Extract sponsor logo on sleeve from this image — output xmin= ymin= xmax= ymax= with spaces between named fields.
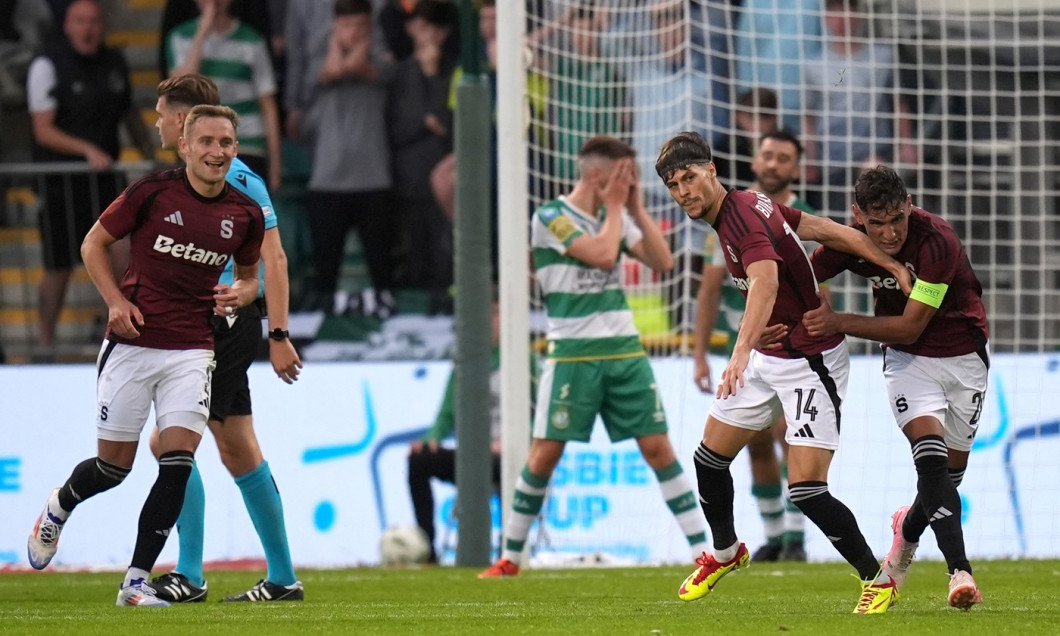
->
xmin=548 ymin=216 xmax=578 ymax=243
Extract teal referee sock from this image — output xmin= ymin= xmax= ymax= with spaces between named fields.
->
xmin=236 ymin=461 xmax=297 ymax=585
xmin=174 ymin=461 xmax=206 ymax=587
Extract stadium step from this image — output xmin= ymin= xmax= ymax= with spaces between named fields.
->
xmin=0 ymin=225 xmax=103 ymax=363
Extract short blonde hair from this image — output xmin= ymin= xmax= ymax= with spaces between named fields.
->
xmin=183 ymin=104 xmax=239 ymax=139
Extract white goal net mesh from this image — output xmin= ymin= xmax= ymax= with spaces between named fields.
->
xmin=504 ymin=0 xmax=1060 ymax=563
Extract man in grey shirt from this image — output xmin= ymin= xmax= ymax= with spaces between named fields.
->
xmin=298 ymin=0 xmax=396 ymax=317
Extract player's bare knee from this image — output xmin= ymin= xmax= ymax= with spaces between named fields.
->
xmin=746 ymin=437 xmax=774 ymax=460
xmin=96 ymin=439 xmax=138 ymax=470
xmin=527 ymin=440 xmax=565 ymax=477
xmin=637 ymin=436 xmax=676 ymax=469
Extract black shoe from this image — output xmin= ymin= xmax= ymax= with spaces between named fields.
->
xmin=222 ymin=579 xmax=304 ymax=602
xmin=778 ymin=542 xmax=807 ymax=562
xmin=751 ymin=543 xmax=783 ymax=563
xmin=148 ymin=571 xmax=208 ymax=603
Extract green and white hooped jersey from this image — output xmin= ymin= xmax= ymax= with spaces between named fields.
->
xmin=166 ymin=20 xmax=276 ymax=157
xmin=532 ymin=196 xmax=645 ymax=361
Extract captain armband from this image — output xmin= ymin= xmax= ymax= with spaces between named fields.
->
xmin=909 ymin=279 xmax=948 ymax=308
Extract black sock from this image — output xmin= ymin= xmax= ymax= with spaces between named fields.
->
xmin=693 ymin=443 xmax=736 ymax=550
xmin=129 ymin=450 xmax=194 ymax=572
xmin=910 ymin=436 xmax=970 ymax=574
xmin=789 ymin=481 xmax=879 ymax=580
xmin=902 ymin=466 xmax=964 ymax=543
xmin=57 ymin=457 xmax=130 ymax=512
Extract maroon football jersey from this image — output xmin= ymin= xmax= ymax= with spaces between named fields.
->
xmin=98 ymin=168 xmax=265 ymax=350
xmin=812 ymin=206 xmax=989 ymax=357
xmin=712 ymin=189 xmax=844 ymax=358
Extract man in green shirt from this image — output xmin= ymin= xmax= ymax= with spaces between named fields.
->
xmin=408 ymin=303 xmax=503 ymax=564
xmin=480 ymin=136 xmax=707 ymax=577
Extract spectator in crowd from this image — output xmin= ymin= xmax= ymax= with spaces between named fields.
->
xmin=157 ymin=0 xmax=273 ymax=81
xmin=0 ymin=0 xmax=51 ymax=105
xmin=387 ymin=0 xmax=456 ymax=314
xmin=712 ymin=87 xmax=780 ymax=190
xmin=599 ymin=0 xmax=714 ymax=334
xmin=802 ymin=0 xmax=916 ymax=219
xmin=734 ymin=0 xmax=822 ymax=134
xmin=526 ymin=4 xmax=627 ymax=193
xmin=160 ymin=0 xmax=289 ymax=123
xmin=25 ymin=0 xmax=151 ymax=352
xmin=166 ymin=0 xmax=283 ymax=192
xmin=601 ymin=0 xmax=718 ymax=212
xmin=302 ymin=0 xmax=396 ymax=317
xmin=282 ymin=0 xmax=330 ymax=145
xmin=430 ymin=0 xmax=497 ymax=277
xmin=408 ymin=299 xmax=503 ymax=564
xmin=378 ymin=0 xmax=459 ymax=64
xmin=693 ymin=129 xmax=818 ymax=564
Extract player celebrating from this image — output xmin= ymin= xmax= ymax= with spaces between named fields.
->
xmin=655 ymin=131 xmax=910 ymax=614
xmin=803 ymin=165 xmax=987 ymax=610
xmin=141 ymin=73 xmax=304 ymax=603
xmin=27 ymin=105 xmax=265 ymax=607
xmin=479 ymin=136 xmax=708 ymax=578
xmin=693 ymin=129 xmax=818 ymax=562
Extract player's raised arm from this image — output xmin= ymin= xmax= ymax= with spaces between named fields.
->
xmin=793 ymin=212 xmax=912 ymax=295
xmin=625 ymin=167 xmax=674 ymax=273
xmin=565 ymin=158 xmax=633 ymax=269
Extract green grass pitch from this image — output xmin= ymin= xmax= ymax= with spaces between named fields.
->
xmin=2 ymin=560 xmax=1057 ymax=635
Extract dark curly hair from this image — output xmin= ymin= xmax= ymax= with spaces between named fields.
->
xmin=854 ymin=165 xmax=907 ymax=216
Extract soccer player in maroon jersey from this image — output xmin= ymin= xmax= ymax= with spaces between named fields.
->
xmin=655 ymin=131 xmax=911 ymax=613
xmin=26 ymin=105 xmax=265 ymax=607
xmin=804 ymin=165 xmax=988 ymax=610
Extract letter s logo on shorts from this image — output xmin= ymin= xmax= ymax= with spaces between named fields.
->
xmin=153 ymin=234 xmax=230 ymax=267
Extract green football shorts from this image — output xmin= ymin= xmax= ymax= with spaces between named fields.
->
xmin=532 ymin=354 xmax=668 ymax=442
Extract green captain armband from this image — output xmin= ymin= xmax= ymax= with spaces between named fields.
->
xmin=910 ymin=279 xmax=949 ymax=308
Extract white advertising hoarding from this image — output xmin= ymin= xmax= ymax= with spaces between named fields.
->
xmin=1 ymin=354 xmax=1057 ymax=569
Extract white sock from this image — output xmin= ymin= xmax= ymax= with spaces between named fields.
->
xmin=714 ymin=541 xmax=740 ymax=564
xmin=47 ymin=490 xmax=69 ymax=522
xmin=123 ymin=567 xmax=150 ymax=587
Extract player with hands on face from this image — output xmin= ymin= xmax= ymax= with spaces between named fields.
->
xmin=480 ymin=136 xmax=709 ymax=578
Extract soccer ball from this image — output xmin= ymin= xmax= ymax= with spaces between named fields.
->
xmin=379 ymin=525 xmax=432 ymax=566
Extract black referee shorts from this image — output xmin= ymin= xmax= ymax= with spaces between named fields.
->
xmin=209 ymin=298 xmax=265 ymax=422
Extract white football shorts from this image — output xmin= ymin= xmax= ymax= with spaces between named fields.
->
xmin=95 ymin=341 xmax=215 ymax=442
xmin=710 ymin=342 xmax=850 ymax=451
xmin=883 ymin=347 xmax=989 ymax=452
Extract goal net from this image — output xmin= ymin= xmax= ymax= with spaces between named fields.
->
xmin=497 ymin=0 xmax=1060 ymax=564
